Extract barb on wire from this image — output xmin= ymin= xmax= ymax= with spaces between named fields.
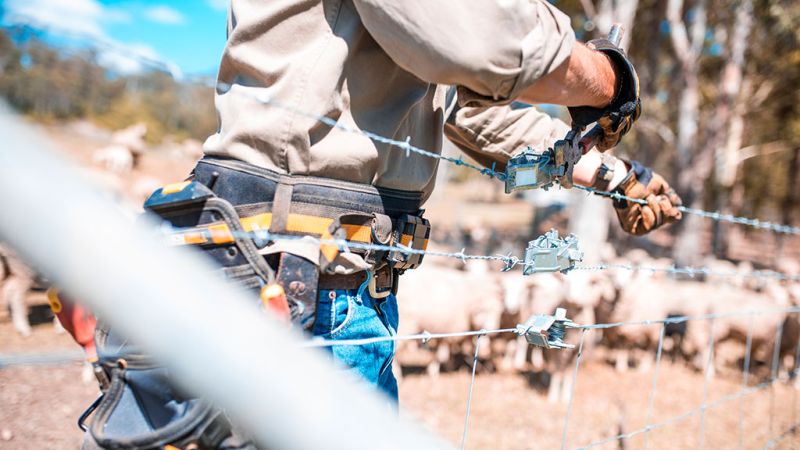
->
xmin=575 ymin=185 xmax=800 ymax=235
xmin=170 ymin=227 xmax=800 ymax=283
xmin=7 ymin=15 xmax=800 ymax=239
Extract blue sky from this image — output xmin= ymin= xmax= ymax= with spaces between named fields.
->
xmin=3 ymin=0 xmax=229 ymax=76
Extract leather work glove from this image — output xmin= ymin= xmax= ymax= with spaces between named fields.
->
xmin=569 ymin=39 xmax=641 ymax=151
xmin=611 ymin=160 xmax=682 ymax=235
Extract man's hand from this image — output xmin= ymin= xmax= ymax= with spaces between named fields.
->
xmin=568 ymin=39 xmax=641 ymax=151
xmin=611 ymin=160 xmax=682 ymax=235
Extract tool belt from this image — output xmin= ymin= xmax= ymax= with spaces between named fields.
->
xmin=145 ymin=157 xmax=431 ymax=329
xmin=79 ymin=157 xmax=431 ymax=450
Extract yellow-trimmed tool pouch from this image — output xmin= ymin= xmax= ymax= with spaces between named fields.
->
xmin=80 ymin=157 xmax=431 ymax=449
xmin=151 ymin=157 xmax=431 ymax=282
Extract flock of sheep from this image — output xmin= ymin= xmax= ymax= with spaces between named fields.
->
xmin=395 ymin=248 xmax=800 ymax=403
xmin=2 ymin=124 xmax=797 ymax=404
xmin=3 ymin=225 xmax=797 ymax=406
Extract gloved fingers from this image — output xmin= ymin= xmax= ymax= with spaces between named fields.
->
xmin=596 ymin=116 xmax=630 ymax=151
xmin=655 ymin=194 xmax=682 ymax=223
xmin=647 ymin=173 xmax=672 ymax=196
xmin=618 ymin=203 xmax=654 ymax=236
xmin=645 ymin=194 xmax=664 ymax=229
xmin=634 ymin=204 xmax=655 ymax=236
xmin=665 ymin=187 xmax=683 ymax=207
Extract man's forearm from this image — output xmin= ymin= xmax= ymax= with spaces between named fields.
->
xmin=572 ymin=148 xmax=627 ymax=190
xmin=517 ymin=42 xmax=616 ymax=108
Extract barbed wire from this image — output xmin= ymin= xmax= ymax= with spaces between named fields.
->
xmin=215 ymin=82 xmax=508 ymax=181
xmin=222 ymin=86 xmax=800 ymax=237
xmin=6 ymin=17 xmax=796 ymax=237
xmin=573 ymin=263 xmax=800 ymax=282
xmin=575 ymin=185 xmax=800 ymax=235
xmin=301 ymin=303 xmax=800 ymax=349
xmin=5 ymin=18 xmax=800 ymax=450
xmin=180 ymin=228 xmax=800 ymax=283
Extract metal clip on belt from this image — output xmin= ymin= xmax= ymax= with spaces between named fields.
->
xmin=387 ymin=213 xmax=430 ymax=272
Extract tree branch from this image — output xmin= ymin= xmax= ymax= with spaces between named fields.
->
xmin=736 ymin=141 xmax=790 ymax=163
xmin=666 ymin=0 xmax=691 ymax=62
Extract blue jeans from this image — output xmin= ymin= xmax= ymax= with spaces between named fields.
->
xmin=313 ymin=282 xmax=400 ymax=402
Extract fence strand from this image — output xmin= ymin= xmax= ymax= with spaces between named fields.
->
xmin=6 ymin=17 xmax=800 ymax=238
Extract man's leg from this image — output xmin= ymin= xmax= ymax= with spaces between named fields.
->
xmin=313 ymin=280 xmax=399 ymax=402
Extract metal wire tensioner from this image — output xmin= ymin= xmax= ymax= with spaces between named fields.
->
xmin=516 ymin=307 xmax=579 ymax=349
xmin=522 ymin=229 xmax=584 ymax=275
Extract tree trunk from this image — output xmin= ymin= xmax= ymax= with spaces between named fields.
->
xmin=709 ymin=0 xmax=753 ymax=257
xmin=667 ymin=0 xmax=708 ymax=266
xmin=672 ymin=69 xmax=703 ymax=265
xmin=775 ymin=148 xmax=800 ymax=263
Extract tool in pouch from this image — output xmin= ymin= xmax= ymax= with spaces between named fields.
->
xmin=505 ymin=24 xmax=625 ymax=193
xmin=146 ymin=161 xmax=431 ymax=328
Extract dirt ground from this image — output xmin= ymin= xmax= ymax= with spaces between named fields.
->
xmin=2 ymin=314 xmax=799 ymax=450
xmin=1 ymin=123 xmax=799 ymax=449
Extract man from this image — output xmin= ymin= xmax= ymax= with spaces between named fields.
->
xmin=81 ymin=1 xmax=682 ymax=448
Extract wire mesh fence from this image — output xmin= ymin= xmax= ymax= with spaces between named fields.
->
xmin=1 ymin=16 xmax=799 ymax=450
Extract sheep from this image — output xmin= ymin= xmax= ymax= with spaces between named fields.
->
xmin=0 ymin=244 xmax=35 ymax=337
xmin=395 ymin=265 xmax=505 ymax=378
xmin=92 ymin=144 xmax=134 ymax=175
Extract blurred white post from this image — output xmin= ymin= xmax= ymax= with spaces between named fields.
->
xmin=568 ymin=190 xmax=610 ymax=264
xmin=0 ymin=102 xmax=450 ymax=450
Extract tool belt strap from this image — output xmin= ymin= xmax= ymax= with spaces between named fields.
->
xmin=150 ymin=157 xmax=432 ymax=272
xmin=168 ymin=211 xmax=373 ymax=247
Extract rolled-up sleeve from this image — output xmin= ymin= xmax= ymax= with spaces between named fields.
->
xmin=352 ymin=0 xmax=575 ymax=106
xmin=444 ymin=99 xmax=571 ymax=171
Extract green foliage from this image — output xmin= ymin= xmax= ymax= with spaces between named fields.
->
xmin=0 ymin=30 xmax=216 ymax=144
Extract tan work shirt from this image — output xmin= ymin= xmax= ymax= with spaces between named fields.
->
xmin=204 ymin=0 xmax=575 ymax=203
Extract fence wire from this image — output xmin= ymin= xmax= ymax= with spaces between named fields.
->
xmin=4 ymin=18 xmax=799 ymax=237
xmin=222 ymin=86 xmax=800 ymax=236
xmin=3 ymin=17 xmax=800 ymax=450
xmin=177 ymin=228 xmax=800 ymax=284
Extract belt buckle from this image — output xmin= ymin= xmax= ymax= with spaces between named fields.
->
xmin=367 ymin=267 xmax=394 ymax=299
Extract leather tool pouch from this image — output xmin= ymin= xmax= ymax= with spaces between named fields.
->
xmin=83 ymin=324 xmax=248 ymax=450
xmin=79 ymin=158 xmax=428 ymax=449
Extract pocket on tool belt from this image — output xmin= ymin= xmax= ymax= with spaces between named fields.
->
xmin=81 ymin=325 xmax=232 ymax=450
xmin=143 ymin=180 xmax=276 ymax=288
xmin=87 ymin=364 xmax=222 ymax=450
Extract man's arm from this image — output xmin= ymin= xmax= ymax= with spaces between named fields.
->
xmin=443 ymin=100 xmax=611 ymax=181
xmin=352 ymin=0 xmax=577 ymax=105
xmin=354 ymin=0 xmax=638 ymax=149
xmin=444 ymin=102 xmax=682 ymax=235
xmin=518 ymin=43 xmax=617 ymax=108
